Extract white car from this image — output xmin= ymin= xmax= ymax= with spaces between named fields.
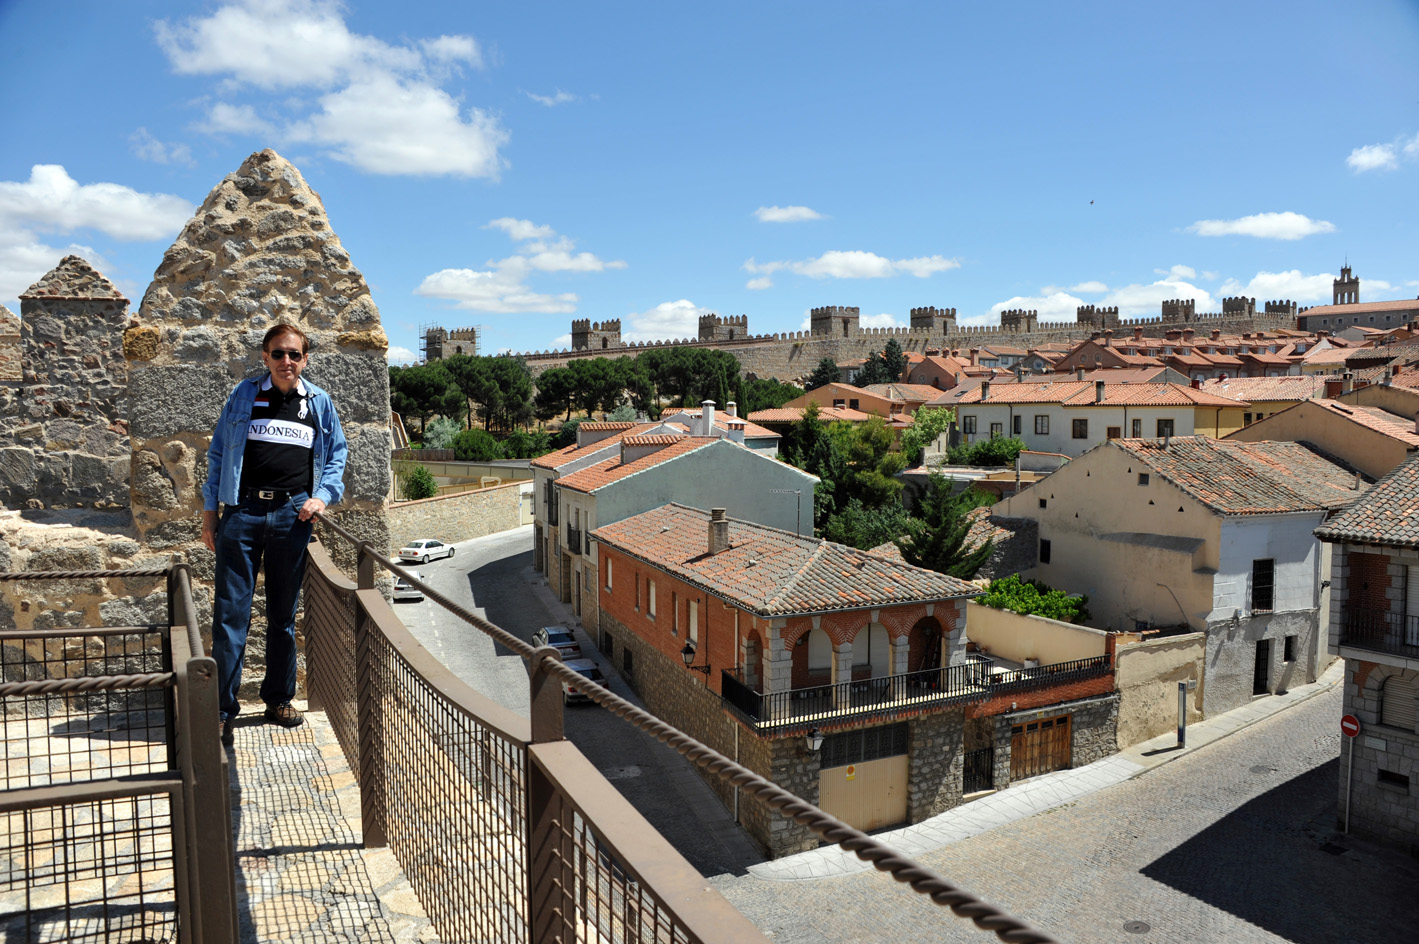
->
xmin=398 ymin=539 xmax=456 ymax=564
xmin=393 ymin=571 xmax=424 ymax=602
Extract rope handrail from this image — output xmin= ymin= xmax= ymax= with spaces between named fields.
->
xmin=0 ymin=568 xmax=172 ymax=580
xmin=0 ymin=672 xmax=175 ymax=697
xmin=312 ymin=512 xmax=1061 ymax=944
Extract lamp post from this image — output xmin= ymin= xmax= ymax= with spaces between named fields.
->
xmin=805 ymin=728 xmax=824 ymax=751
xmin=769 ymin=488 xmax=802 ymax=537
xmin=680 ymin=640 xmax=710 ymax=675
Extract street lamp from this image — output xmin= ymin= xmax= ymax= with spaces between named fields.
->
xmin=680 ymin=640 xmax=710 ymax=674
xmin=769 ymin=488 xmax=802 ymax=537
xmin=805 ymin=728 xmax=824 ymax=751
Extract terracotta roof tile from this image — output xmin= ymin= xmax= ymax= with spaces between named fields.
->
xmin=1304 ymin=400 xmax=1419 ymax=446
xmin=1316 ymin=453 xmax=1419 ymax=547
xmin=593 ymin=504 xmax=980 ymax=615
xmin=529 ymin=423 xmax=662 ymax=469
xmin=747 ymin=406 xmax=877 ymax=423
xmin=558 ymin=437 xmax=718 ymax=492
xmin=1110 ymin=437 xmax=1368 ymax=515
xmin=1198 ymin=375 xmax=1327 ymax=402
xmin=1302 ymin=299 xmax=1419 ymax=316
xmin=579 ymin=421 xmax=638 ymax=431
xmin=953 ymin=380 xmax=1245 ymax=407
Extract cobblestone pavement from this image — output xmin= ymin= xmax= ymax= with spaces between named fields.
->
xmin=711 ymin=683 xmax=1419 ymax=944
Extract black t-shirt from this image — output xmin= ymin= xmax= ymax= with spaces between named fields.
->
xmin=240 ymin=378 xmax=316 ymax=494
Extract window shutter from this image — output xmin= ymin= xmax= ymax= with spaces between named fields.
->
xmin=1406 ymin=566 xmax=1419 ymax=619
xmin=1381 ymin=675 xmax=1418 ymax=731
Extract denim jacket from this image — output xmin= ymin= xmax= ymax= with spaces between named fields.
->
xmin=203 ymin=374 xmax=348 ymax=511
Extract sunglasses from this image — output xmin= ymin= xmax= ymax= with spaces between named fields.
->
xmin=267 ymin=348 xmax=305 ymax=362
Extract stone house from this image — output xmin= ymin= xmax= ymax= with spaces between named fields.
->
xmin=531 ymin=411 xmax=816 ymax=629
xmin=592 ymin=504 xmax=1118 ymax=857
xmin=994 ymin=436 xmax=1366 ymax=716
xmin=945 ymin=379 xmax=1245 ymax=457
xmin=1315 ymin=454 xmax=1419 ymax=853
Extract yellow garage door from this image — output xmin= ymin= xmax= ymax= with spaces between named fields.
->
xmin=817 ymin=723 xmax=909 ymax=832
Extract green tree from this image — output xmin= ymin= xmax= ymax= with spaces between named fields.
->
xmin=389 ymin=362 xmax=463 ymax=436
xmin=822 ymin=499 xmax=916 ymax=551
xmin=978 ymin=575 xmax=1090 ymax=625
xmin=607 ymin=403 xmax=638 ymax=421
xmin=400 ymin=464 xmax=439 ymax=500
xmin=900 ymin=407 xmax=953 ymax=465
xmin=554 ymin=417 xmax=583 ymax=449
xmin=898 ymin=477 xmax=995 ymax=579
xmin=881 ymin=338 xmax=908 ymax=382
xmin=804 ymin=357 xmax=841 ymax=391
xmin=534 ymin=366 xmax=577 ymax=421
xmin=452 ymin=428 xmax=504 ymax=461
xmin=854 ymin=350 xmax=894 ymax=386
xmin=742 ymin=377 xmax=801 ymax=414
xmin=502 ymin=429 xmax=553 ymax=459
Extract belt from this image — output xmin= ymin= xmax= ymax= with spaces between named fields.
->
xmin=242 ymin=488 xmax=301 ymax=503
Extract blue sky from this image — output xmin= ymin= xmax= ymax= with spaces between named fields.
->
xmin=2 ymin=1 xmax=1417 ymax=365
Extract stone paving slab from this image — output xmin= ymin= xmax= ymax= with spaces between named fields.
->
xmin=226 ymin=701 xmax=440 ymax=944
xmin=747 ymin=659 xmax=1345 ymax=882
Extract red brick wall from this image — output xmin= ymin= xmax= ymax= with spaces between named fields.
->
xmin=966 ymin=673 xmax=1115 ymax=719
xmin=1348 ymin=551 xmax=1392 ymax=614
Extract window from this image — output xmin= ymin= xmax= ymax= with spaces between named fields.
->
xmin=1039 ymin=539 xmax=1052 ymax=564
xmin=1251 ymin=559 xmax=1275 ymax=612
xmin=689 ymin=600 xmax=698 ymax=645
xmin=1138 ymin=473 xmax=1150 ymax=486
xmin=1243 ymin=412 xmax=1253 ymax=426
xmin=605 ymin=557 xmax=613 ymax=591
xmin=962 ymin=415 xmax=977 ymax=434
xmin=1072 ymin=419 xmax=1088 ymax=439
xmin=1038 ymin=498 xmax=1047 ymax=509
xmin=1131 ymin=418 xmax=1142 ymax=437
xmin=1378 ymin=769 xmax=1410 ymax=792
xmin=634 ymin=574 xmax=640 ymax=610
xmin=671 ymin=592 xmax=678 ymax=634
xmin=833 ymin=399 xmax=845 ymax=409
xmin=1381 ymin=675 xmax=1418 ymax=730
xmin=1283 ymin=635 xmax=1296 ymax=662
xmin=990 ymin=422 xmax=1003 ymax=438
xmin=1012 ymin=415 xmax=1022 ymax=435
xmin=849 ymin=399 xmax=860 ymax=411
xmin=648 ymin=579 xmax=657 ymax=618
xmin=1034 ymin=415 xmax=1049 ymax=435
xmin=1107 ymin=426 xmax=1121 ymax=439
xmin=1156 ymin=418 xmax=1175 ymax=438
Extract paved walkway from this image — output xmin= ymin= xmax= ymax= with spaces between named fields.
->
xmin=224 ymin=703 xmax=437 ymax=944
xmin=748 ymin=659 xmax=1347 ymax=881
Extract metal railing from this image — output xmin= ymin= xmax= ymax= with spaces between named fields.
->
xmin=963 ymin=747 xmax=995 ymax=795
xmin=306 ymin=513 xmax=1063 ymax=944
xmin=0 ymin=565 xmax=236 ymax=944
xmin=567 ymin=525 xmax=584 ymax=555
xmin=721 ymin=656 xmax=1112 ymax=732
xmin=1339 ymin=607 xmax=1419 ymax=660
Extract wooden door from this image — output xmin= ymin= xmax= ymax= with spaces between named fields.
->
xmin=1010 ymin=715 xmax=1071 ymax=780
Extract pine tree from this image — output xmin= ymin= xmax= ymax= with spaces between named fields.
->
xmin=804 ymin=357 xmax=841 ymax=391
xmin=898 ymin=476 xmax=994 ymax=579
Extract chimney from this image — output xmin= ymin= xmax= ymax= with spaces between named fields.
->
xmin=1211 ymin=328 xmax=1221 ymax=341
xmin=1076 ymin=366 xmax=1086 ymax=381
xmin=700 ymin=399 xmax=716 ymax=435
xmin=1133 ymin=326 xmax=1144 ymax=342
xmin=1095 ymin=380 xmax=1106 ymax=403
xmin=1103 ymin=329 xmax=1114 ymax=347
xmin=1341 ymin=371 xmax=1354 ymax=395
xmin=1191 ymin=376 xmax=1201 ymax=389
xmin=980 ymin=380 xmax=991 ymax=401
xmin=969 ymin=348 xmax=980 ymax=366
xmin=709 ymin=508 xmax=730 ymax=555
xmin=1383 ymin=366 xmax=1394 ymax=386
xmin=726 ymin=401 xmax=738 ymax=417
xmin=1182 ymin=328 xmax=1195 ymax=343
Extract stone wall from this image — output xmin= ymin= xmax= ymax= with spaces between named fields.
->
xmin=1341 ymin=661 xmax=1419 ymax=851
xmin=1114 ymin=632 xmax=1204 ymax=749
xmin=990 ymin=693 xmax=1119 ymax=793
xmin=387 ymin=482 xmax=528 ymax=552
xmin=0 ymin=258 xmax=131 ymax=510
xmin=906 ymin=708 xmax=967 ymax=820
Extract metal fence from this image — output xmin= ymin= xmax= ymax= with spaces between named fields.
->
xmin=305 ymin=513 xmax=1064 ymax=944
xmin=0 ymin=565 xmax=236 ymax=944
xmin=721 ymin=656 xmax=1112 ymax=733
xmin=1341 ymin=607 xmax=1419 ymax=660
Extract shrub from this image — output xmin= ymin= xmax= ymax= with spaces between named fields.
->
xmin=554 ymin=418 xmax=583 ymax=449
xmin=401 ymin=464 xmax=439 ymax=500
xmin=607 ymin=403 xmax=638 ymax=422
xmin=423 ymin=417 xmax=461 ymax=450
xmin=978 ymin=575 xmax=1090 ymax=625
xmin=452 ymin=428 xmax=504 ymax=461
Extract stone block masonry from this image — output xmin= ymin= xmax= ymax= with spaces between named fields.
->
xmin=386 ymin=482 xmax=525 ymax=552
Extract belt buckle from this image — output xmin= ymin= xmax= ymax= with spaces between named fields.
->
xmin=257 ymin=489 xmax=276 ymax=500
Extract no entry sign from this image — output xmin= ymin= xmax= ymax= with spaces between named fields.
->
xmin=1341 ymin=714 xmax=1361 ymax=738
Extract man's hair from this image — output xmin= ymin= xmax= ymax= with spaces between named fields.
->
xmin=263 ymin=323 xmax=310 ymax=354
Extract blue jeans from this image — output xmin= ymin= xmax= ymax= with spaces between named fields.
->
xmin=211 ymin=492 xmax=313 ymax=718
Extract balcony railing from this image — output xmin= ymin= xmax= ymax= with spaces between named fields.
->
xmin=1339 ymin=607 xmax=1419 ymax=660
xmin=305 ymin=512 xmax=1060 ymax=944
xmin=721 ymin=655 xmax=1113 ymax=733
xmin=567 ymin=525 xmax=584 ymax=554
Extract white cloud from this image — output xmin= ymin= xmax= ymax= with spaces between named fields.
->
xmin=1218 ymin=270 xmax=1335 ymax=303
xmin=196 ymin=103 xmax=277 ymax=136
xmin=745 ymin=276 xmax=774 ymax=290
xmin=486 ymin=218 xmax=556 ymax=241
xmin=157 ymin=0 xmax=505 ymax=179
xmin=753 ymin=205 xmax=823 ymax=223
xmin=526 ymin=90 xmax=578 ymax=107
xmin=129 ymin=128 xmax=194 ymax=167
xmin=970 ymin=292 xmax=1085 ymax=328
xmin=415 ymin=221 xmax=622 ymax=313
xmin=623 ymin=299 xmax=710 ymax=342
xmin=744 ymin=250 xmax=958 ymax=282
xmin=1101 ymin=279 xmax=1215 ymax=317
xmin=1155 ymin=264 xmax=1197 ymax=280
xmin=549 ymin=333 xmax=572 ymax=350
xmin=386 ymin=345 xmax=417 ymax=365
xmin=0 ymin=165 xmax=193 ymax=241
xmin=1070 ymin=280 xmax=1108 ymax=293
xmin=860 ymin=312 xmax=906 ymax=329
xmin=1187 ymin=212 xmax=1335 ymax=241
xmin=1347 ymin=143 xmax=1398 ymax=172
xmin=0 ymin=230 xmax=110 ymax=305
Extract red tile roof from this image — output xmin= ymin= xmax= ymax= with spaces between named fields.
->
xmin=557 ymin=438 xmax=718 ymax=493
xmin=1316 ymin=453 xmax=1419 ymax=548
xmin=747 ymin=406 xmax=878 ymax=423
xmin=1301 ymin=299 xmax=1419 ymax=316
xmin=579 ymin=421 xmax=638 ymax=431
xmin=951 ymin=380 xmax=1245 ymax=408
xmin=593 ymin=504 xmax=980 ymax=615
xmin=529 ymin=423 xmax=662 ymax=469
xmin=1302 ymin=400 xmax=1419 ymax=446
xmin=1110 ymin=437 xmax=1367 ymax=515
xmin=1198 ymin=375 xmax=1327 ymax=402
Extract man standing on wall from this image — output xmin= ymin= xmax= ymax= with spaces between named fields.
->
xmin=202 ymin=324 xmax=347 ymax=745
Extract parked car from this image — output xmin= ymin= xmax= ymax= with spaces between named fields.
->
xmin=398 ymin=539 xmax=455 ymax=564
xmin=561 ymin=659 xmax=606 ymax=704
xmin=532 ymin=626 xmax=582 ymax=660
xmin=393 ymin=571 xmax=425 ymax=601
